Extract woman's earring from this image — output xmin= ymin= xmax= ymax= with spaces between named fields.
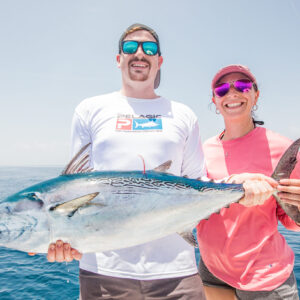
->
xmin=216 ymin=108 xmax=220 ymax=114
xmin=252 ymin=105 xmax=258 ymax=111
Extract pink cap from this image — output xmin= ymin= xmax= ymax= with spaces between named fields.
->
xmin=211 ymin=64 xmax=257 ymax=89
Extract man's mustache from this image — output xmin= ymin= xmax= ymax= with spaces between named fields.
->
xmin=128 ymin=57 xmax=151 ymax=67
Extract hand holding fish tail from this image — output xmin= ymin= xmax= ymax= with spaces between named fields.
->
xmin=47 ymin=240 xmax=82 ymax=262
xmin=277 ymin=179 xmax=300 ymax=213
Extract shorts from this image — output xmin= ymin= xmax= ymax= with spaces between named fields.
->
xmin=79 ymin=269 xmax=206 ymax=300
xmin=199 ymin=258 xmax=299 ymax=300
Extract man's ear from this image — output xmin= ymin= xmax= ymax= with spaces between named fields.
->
xmin=158 ymin=56 xmax=163 ymax=68
xmin=116 ymin=54 xmax=121 ymax=68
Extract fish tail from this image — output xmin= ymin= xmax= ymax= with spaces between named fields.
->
xmin=271 ymin=138 xmax=300 ymax=181
xmin=271 ymin=137 xmax=300 ymax=223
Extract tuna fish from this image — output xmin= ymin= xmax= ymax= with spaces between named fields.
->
xmin=1 ymin=139 xmax=299 ymax=254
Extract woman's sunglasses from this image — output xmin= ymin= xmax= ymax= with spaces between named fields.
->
xmin=122 ymin=40 xmax=159 ymax=56
xmin=214 ymin=79 xmax=253 ymax=97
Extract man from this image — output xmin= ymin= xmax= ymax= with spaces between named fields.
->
xmin=47 ymin=24 xmax=207 ymax=299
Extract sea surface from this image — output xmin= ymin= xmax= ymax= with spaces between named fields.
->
xmin=0 ymin=167 xmax=299 ymax=299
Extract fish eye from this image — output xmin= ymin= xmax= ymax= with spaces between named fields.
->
xmin=13 ymin=193 xmax=44 ymax=212
xmin=22 ymin=192 xmax=39 ymax=201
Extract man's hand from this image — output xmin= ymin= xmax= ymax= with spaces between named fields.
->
xmin=47 ymin=240 xmax=82 ymax=262
xmin=227 ymin=173 xmax=278 ymax=207
xmin=28 ymin=240 xmax=82 ymax=262
xmin=277 ymin=179 xmax=300 ymax=211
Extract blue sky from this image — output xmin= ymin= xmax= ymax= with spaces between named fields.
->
xmin=0 ymin=0 xmax=299 ymax=166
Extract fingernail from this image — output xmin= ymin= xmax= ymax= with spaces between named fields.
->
xmin=50 ymin=245 xmax=55 ymax=250
xmin=64 ymin=245 xmax=69 ymax=250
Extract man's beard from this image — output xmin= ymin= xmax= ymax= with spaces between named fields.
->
xmin=128 ymin=57 xmax=151 ymax=82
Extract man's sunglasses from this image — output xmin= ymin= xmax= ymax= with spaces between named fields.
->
xmin=214 ymin=79 xmax=253 ymax=97
xmin=122 ymin=40 xmax=159 ymax=56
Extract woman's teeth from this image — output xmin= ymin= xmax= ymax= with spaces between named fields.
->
xmin=226 ymin=103 xmax=243 ymax=108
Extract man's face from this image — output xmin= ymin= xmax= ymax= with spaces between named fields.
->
xmin=117 ymin=30 xmax=163 ymax=86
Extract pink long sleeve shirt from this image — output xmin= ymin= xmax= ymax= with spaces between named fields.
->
xmin=197 ymin=127 xmax=300 ymax=291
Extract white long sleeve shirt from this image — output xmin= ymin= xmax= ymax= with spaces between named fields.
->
xmin=71 ymin=91 xmax=206 ymax=280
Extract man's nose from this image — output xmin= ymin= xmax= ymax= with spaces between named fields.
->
xmin=135 ymin=45 xmax=144 ymax=57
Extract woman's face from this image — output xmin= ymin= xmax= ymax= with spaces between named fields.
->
xmin=212 ymin=72 xmax=259 ymax=122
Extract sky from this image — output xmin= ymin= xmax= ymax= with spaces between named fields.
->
xmin=0 ymin=0 xmax=299 ymax=166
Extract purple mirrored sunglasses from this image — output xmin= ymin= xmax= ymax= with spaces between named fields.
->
xmin=214 ymin=79 xmax=253 ymax=97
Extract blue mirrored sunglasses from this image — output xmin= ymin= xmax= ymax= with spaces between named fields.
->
xmin=122 ymin=40 xmax=158 ymax=56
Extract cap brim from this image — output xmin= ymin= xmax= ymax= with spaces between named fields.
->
xmin=212 ymin=65 xmax=256 ymax=89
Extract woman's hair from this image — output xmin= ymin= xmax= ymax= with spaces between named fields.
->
xmin=253 ymin=83 xmax=258 ymax=92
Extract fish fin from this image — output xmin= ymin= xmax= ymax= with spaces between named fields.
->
xmin=273 ymin=192 xmax=300 ymax=223
xmin=49 ymin=192 xmax=100 ymax=217
xmin=61 ymin=143 xmax=94 ymax=175
xmin=178 ymin=231 xmax=199 ymax=248
xmin=271 ymin=138 xmax=300 ymax=181
xmin=153 ymin=160 xmax=172 ymax=173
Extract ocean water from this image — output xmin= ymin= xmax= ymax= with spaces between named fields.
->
xmin=0 ymin=167 xmax=299 ymax=299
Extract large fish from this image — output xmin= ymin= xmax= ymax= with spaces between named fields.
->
xmin=1 ymin=139 xmax=299 ymax=254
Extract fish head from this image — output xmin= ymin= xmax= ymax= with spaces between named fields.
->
xmin=0 ymin=190 xmax=45 ymax=246
xmin=1 ymin=190 xmax=44 ymax=212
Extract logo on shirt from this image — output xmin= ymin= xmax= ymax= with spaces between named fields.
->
xmin=116 ymin=115 xmax=163 ymax=132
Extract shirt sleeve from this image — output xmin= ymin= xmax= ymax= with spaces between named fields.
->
xmin=181 ymin=119 xmax=207 ymax=179
xmin=277 ymin=202 xmax=300 ymax=231
xmin=70 ymin=110 xmax=92 ymax=160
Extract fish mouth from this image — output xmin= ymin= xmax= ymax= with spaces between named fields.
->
xmin=0 ymin=213 xmax=37 ymax=243
xmin=0 ymin=223 xmax=8 ymax=240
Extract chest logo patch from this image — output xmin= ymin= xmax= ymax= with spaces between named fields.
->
xmin=116 ymin=116 xmax=163 ymax=132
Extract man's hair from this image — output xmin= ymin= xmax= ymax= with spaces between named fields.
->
xmin=118 ymin=23 xmax=161 ymax=56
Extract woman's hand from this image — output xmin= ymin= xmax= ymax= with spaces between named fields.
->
xmin=228 ymin=173 xmax=278 ymax=207
xmin=277 ymin=179 xmax=300 ymax=210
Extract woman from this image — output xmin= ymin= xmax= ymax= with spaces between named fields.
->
xmin=197 ymin=65 xmax=300 ymax=300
